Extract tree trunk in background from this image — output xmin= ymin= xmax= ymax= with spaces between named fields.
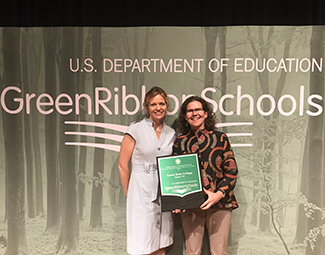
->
xmin=138 ymin=27 xmax=152 ymax=86
xmin=192 ymin=26 xmax=219 ymax=255
xmin=219 ymin=26 xmax=247 ymax=248
xmin=255 ymin=27 xmax=272 ymax=233
xmin=246 ymin=26 xmax=274 ymax=233
xmin=89 ymin=27 xmax=104 ymax=228
xmin=249 ymin=76 xmax=263 ymax=227
xmin=218 ymin=27 xmax=228 ymax=132
xmin=266 ymin=27 xmax=293 ymax=232
xmin=277 ymin=127 xmax=285 ymax=226
xmin=29 ymin=28 xmax=45 ymax=216
xmin=33 ymin=121 xmax=44 ymax=215
xmin=43 ymin=27 xmax=60 ymax=231
xmin=77 ymin=27 xmax=87 ymax=221
xmin=56 ymin=27 xmax=79 ymax=253
xmin=116 ymin=32 xmax=128 ymax=206
xmin=204 ymin=27 xmax=218 ymax=89
xmin=132 ymin=27 xmax=140 ymax=91
xmin=123 ymin=27 xmax=148 ymax=93
xmin=0 ymin=27 xmax=6 ymax=222
xmin=293 ymin=133 xmax=308 ymax=244
xmin=3 ymin=27 xmax=28 ymax=255
xmin=21 ymin=28 xmax=36 ymax=219
xmin=305 ymin=26 xmax=324 ymax=255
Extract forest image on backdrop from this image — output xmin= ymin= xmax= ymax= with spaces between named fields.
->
xmin=0 ymin=26 xmax=324 ymax=255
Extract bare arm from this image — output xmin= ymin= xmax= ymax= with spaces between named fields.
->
xmin=118 ymin=134 xmax=135 ymax=196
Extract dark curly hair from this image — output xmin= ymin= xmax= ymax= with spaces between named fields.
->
xmin=177 ymin=96 xmax=217 ymax=134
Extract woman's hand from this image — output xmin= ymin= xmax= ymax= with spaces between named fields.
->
xmin=172 ymin=209 xmax=186 ymax=213
xmin=200 ymin=188 xmax=224 ymax=210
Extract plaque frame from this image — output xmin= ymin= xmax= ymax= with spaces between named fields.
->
xmin=157 ymin=153 xmax=205 ymax=211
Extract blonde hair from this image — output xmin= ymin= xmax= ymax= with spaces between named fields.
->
xmin=143 ymin=86 xmax=169 ymax=115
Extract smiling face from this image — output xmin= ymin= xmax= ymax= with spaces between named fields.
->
xmin=148 ymin=94 xmax=167 ymax=123
xmin=185 ymin=100 xmax=207 ymax=132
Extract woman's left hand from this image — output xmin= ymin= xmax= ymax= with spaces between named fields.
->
xmin=200 ymin=188 xmax=224 ymax=210
xmin=172 ymin=209 xmax=186 ymax=213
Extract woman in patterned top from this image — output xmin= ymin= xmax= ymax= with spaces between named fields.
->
xmin=173 ymin=96 xmax=238 ymax=255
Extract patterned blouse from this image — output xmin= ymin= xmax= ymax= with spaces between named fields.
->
xmin=173 ymin=129 xmax=238 ymax=210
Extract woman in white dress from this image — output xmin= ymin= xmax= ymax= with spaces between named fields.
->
xmin=118 ymin=86 xmax=175 ymax=255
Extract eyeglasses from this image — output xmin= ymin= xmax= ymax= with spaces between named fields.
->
xmin=186 ymin=108 xmax=204 ymax=114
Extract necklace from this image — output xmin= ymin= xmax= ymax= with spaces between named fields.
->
xmin=155 ymin=125 xmax=162 ymax=133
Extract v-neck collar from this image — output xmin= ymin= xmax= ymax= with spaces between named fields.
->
xmin=145 ymin=117 xmax=164 ymax=140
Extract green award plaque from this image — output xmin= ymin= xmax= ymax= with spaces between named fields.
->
xmin=157 ymin=154 xmax=205 ymax=211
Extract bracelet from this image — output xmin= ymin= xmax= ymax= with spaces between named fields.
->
xmin=218 ymin=189 xmax=226 ymax=198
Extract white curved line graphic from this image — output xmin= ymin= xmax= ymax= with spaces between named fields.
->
xmin=232 ymin=144 xmax=252 ymax=147
xmin=216 ymin=122 xmax=253 ymax=127
xmin=64 ymin=121 xmax=254 ymax=149
xmin=65 ymin=142 xmax=121 ymax=152
xmin=65 ymin=121 xmax=128 ymax=133
xmin=226 ymin=133 xmax=252 ymax=137
xmin=65 ymin=132 xmax=123 ymax=142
